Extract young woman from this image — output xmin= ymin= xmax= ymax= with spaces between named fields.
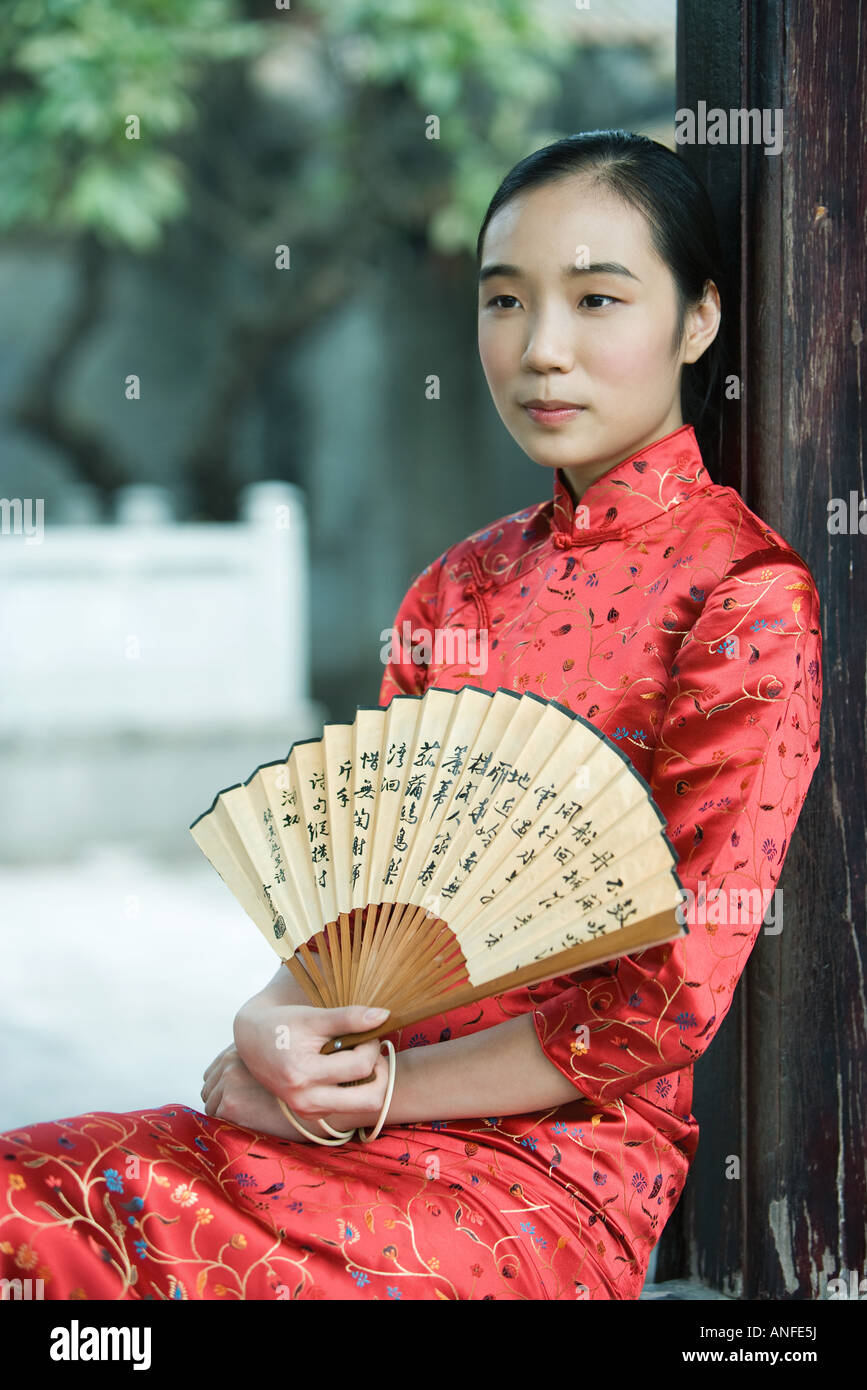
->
xmin=0 ymin=131 xmax=822 ymax=1301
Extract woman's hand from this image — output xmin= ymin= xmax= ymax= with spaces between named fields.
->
xmin=232 ymin=999 xmax=392 ymax=1133
xmin=200 ymin=1044 xmax=315 ymax=1140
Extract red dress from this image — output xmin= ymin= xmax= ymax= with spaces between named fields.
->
xmin=0 ymin=424 xmax=822 ymax=1300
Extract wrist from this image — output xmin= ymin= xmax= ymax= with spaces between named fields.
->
xmin=326 ymin=1042 xmax=402 ymax=1133
xmin=232 ymin=999 xmax=255 ymax=1052
xmin=320 ymin=1101 xmax=376 ymax=1133
xmin=233 ymin=986 xmax=279 ymax=1046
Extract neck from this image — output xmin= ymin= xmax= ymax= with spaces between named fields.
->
xmin=558 ymin=413 xmax=685 ymax=504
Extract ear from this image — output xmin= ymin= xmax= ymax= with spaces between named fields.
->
xmin=682 ymin=279 xmax=722 ymax=365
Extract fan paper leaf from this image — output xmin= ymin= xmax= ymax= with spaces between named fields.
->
xmin=189 ymin=685 xmax=686 ymax=1047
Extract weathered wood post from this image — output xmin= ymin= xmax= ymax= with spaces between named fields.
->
xmin=655 ymin=0 xmax=866 ymax=1299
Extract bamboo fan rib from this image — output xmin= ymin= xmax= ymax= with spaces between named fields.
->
xmin=190 ymin=686 xmax=687 ymax=1051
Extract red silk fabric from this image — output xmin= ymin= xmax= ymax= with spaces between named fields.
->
xmin=0 ymin=424 xmax=822 ymax=1299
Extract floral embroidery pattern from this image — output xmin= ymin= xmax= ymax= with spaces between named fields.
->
xmin=0 ymin=425 xmax=821 ymax=1300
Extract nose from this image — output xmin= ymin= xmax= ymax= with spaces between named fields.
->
xmin=520 ymin=307 xmax=577 ymax=374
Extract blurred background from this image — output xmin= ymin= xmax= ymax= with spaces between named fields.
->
xmin=0 ymin=0 xmax=677 ymax=1235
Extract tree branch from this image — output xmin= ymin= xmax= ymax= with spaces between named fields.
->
xmin=10 ymin=231 xmax=127 ymax=508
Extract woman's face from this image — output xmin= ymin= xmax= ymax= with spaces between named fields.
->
xmin=477 ymin=174 xmax=720 ymax=496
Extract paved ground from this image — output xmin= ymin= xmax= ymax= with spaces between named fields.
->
xmin=0 ymin=843 xmax=276 ymax=1132
xmin=639 ymin=1278 xmax=735 ymax=1299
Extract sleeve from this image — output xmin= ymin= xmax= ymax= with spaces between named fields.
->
xmin=378 ymin=551 xmax=447 ymax=707
xmin=531 ymin=549 xmax=823 ymax=1107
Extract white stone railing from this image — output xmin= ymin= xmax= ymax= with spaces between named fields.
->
xmin=0 ymin=482 xmax=325 ymax=857
xmin=0 ymin=481 xmax=318 ymax=736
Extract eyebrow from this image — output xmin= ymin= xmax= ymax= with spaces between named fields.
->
xmin=478 ymin=260 xmax=641 ymax=285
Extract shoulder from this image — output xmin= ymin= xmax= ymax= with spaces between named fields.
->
xmin=676 ymin=484 xmax=823 ymax=708
xmin=408 ymin=496 xmax=552 ymax=588
xmin=686 ymin=481 xmax=820 ymax=605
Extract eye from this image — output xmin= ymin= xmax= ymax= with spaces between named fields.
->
xmin=483 ymin=292 xmax=619 ymax=311
xmin=485 ymin=294 xmax=521 ymax=309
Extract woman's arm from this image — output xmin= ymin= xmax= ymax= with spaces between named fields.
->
xmin=322 ymin=1012 xmax=583 ymax=1132
xmin=326 ymin=552 xmax=824 ymax=1134
xmin=523 ymin=554 xmax=824 ymax=1111
xmin=245 ymin=962 xmax=312 ymax=1010
xmin=206 ymin=967 xmax=388 ymax=1139
xmin=237 ymin=966 xmax=581 ymax=1132
xmin=198 ymin=966 xmax=328 ymax=1140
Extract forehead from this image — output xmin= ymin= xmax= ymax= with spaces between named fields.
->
xmin=483 ymin=177 xmax=657 ymax=268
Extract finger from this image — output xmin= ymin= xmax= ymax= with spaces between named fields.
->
xmin=202 ymin=1048 xmax=228 ymax=1082
xmin=266 ymin=1037 xmax=383 ymax=1091
xmin=201 ymin=1064 xmax=223 ymax=1106
xmin=203 ymin=1077 xmax=225 ymax=1117
xmin=296 ymin=1051 xmax=390 ymax=1117
xmin=202 ymin=1045 xmax=233 ymax=1082
xmin=313 ymin=1003 xmax=392 ymax=1039
xmin=201 ymin=1047 xmax=238 ymax=1101
xmin=201 ymin=1066 xmax=224 ymax=1106
xmin=308 ymin=1038 xmax=384 ymax=1084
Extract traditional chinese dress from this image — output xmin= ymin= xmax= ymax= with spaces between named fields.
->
xmin=0 ymin=423 xmax=822 ymax=1300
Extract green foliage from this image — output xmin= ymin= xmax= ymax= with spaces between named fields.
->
xmin=0 ymin=0 xmax=268 ymax=249
xmin=0 ymin=0 xmax=576 ymax=254
xmin=305 ymin=0 xmax=575 ymax=254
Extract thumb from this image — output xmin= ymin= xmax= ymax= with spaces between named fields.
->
xmin=320 ymin=1003 xmax=391 ymax=1034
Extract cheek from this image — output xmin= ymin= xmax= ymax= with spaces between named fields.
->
xmin=590 ymin=327 xmax=674 ymax=383
xmin=478 ymin=321 xmax=514 ymax=384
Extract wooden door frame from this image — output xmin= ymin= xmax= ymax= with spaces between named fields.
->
xmin=658 ymin=0 xmax=865 ymax=1299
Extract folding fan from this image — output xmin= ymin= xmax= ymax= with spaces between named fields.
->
xmin=190 ymin=686 xmax=686 ymax=1055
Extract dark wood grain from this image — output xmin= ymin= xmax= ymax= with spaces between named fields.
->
xmin=656 ymin=0 xmax=865 ymax=1299
xmin=742 ymin=0 xmax=866 ymax=1303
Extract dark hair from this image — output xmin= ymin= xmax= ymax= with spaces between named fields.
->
xmin=476 ymin=130 xmax=733 ymax=458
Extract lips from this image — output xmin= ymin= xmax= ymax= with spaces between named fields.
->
xmin=522 ymin=400 xmax=586 ymax=425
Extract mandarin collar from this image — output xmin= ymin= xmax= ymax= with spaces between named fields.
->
xmin=550 ymin=423 xmax=712 ymax=547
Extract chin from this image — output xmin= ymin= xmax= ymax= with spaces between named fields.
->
xmin=515 ymin=434 xmax=583 ymax=467
xmin=514 ymin=448 xmax=565 ymax=472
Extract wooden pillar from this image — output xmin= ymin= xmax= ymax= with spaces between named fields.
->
xmin=658 ymin=0 xmax=866 ymax=1298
